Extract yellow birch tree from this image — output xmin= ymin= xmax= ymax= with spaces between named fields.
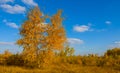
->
xmin=17 ymin=7 xmax=67 ymax=67
xmin=17 ymin=7 xmax=45 ymax=66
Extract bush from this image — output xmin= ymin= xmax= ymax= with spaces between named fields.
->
xmin=6 ymin=54 xmax=24 ymax=66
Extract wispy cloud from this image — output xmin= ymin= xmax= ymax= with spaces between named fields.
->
xmin=22 ymin=0 xmax=38 ymax=6
xmin=3 ymin=19 xmax=19 ymax=29
xmin=0 ymin=42 xmax=15 ymax=45
xmin=114 ymin=41 xmax=120 ymax=46
xmin=96 ymin=29 xmax=106 ymax=32
xmin=109 ymin=41 xmax=120 ymax=48
xmin=67 ymin=38 xmax=84 ymax=44
xmin=105 ymin=21 xmax=111 ymax=25
xmin=0 ymin=4 xmax=26 ymax=14
xmin=73 ymin=25 xmax=90 ymax=32
xmin=0 ymin=0 xmax=14 ymax=4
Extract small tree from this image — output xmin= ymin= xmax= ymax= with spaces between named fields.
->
xmin=59 ymin=46 xmax=75 ymax=57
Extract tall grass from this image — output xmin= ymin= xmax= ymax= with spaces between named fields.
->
xmin=0 ymin=65 xmax=120 ymax=73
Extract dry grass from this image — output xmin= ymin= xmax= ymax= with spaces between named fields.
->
xmin=0 ymin=64 xmax=120 ymax=73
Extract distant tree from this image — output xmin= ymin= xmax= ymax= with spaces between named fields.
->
xmin=104 ymin=48 xmax=120 ymax=58
xmin=0 ymin=50 xmax=12 ymax=65
xmin=3 ymin=50 xmax=12 ymax=59
xmin=59 ymin=46 xmax=75 ymax=56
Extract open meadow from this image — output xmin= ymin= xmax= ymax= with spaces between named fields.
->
xmin=0 ymin=65 xmax=120 ymax=73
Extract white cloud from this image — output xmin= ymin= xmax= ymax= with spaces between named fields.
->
xmin=0 ymin=42 xmax=15 ymax=45
xmin=0 ymin=0 xmax=14 ymax=4
xmin=105 ymin=21 xmax=111 ymax=25
xmin=114 ymin=41 xmax=120 ymax=45
xmin=73 ymin=25 xmax=90 ymax=32
xmin=67 ymin=38 xmax=84 ymax=44
xmin=0 ymin=4 xmax=26 ymax=14
xmin=109 ymin=41 xmax=120 ymax=48
xmin=6 ymin=22 xmax=18 ymax=29
xmin=22 ymin=0 xmax=38 ymax=6
xmin=3 ymin=19 xmax=19 ymax=29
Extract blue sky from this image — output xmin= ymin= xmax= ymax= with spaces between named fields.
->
xmin=0 ymin=0 xmax=120 ymax=55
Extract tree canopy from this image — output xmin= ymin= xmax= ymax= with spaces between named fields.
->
xmin=16 ymin=6 xmax=67 ymax=67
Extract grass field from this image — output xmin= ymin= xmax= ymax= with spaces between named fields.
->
xmin=0 ymin=65 xmax=120 ymax=73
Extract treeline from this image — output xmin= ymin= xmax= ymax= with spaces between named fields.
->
xmin=0 ymin=47 xmax=120 ymax=70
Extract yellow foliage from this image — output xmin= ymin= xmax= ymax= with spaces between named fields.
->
xmin=16 ymin=7 xmax=67 ymax=67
